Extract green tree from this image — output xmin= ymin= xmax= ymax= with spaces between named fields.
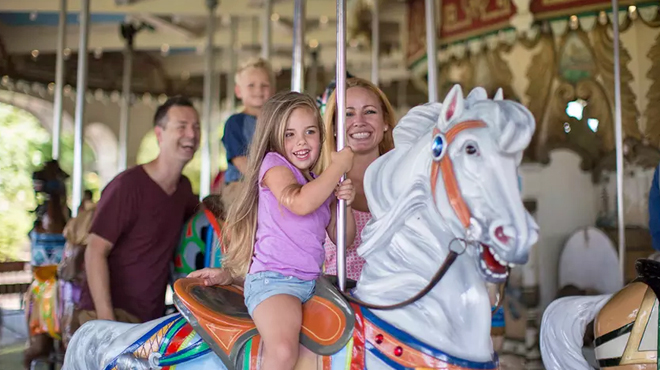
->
xmin=0 ymin=102 xmax=98 ymax=261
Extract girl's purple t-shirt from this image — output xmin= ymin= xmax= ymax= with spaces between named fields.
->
xmin=249 ymin=152 xmax=332 ymax=280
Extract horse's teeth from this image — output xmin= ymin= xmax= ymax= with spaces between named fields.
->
xmin=491 ymin=249 xmax=504 ymax=264
xmin=508 ymin=262 xmax=516 ymax=268
xmin=480 ymin=260 xmax=487 ymax=269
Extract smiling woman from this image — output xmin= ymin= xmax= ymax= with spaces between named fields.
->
xmin=316 ymin=77 xmax=397 ymax=280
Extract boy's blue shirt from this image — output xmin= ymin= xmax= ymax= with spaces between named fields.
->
xmin=650 ymin=164 xmax=660 ymax=250
xmin=222 ymin=112 xmax=257 ymax=183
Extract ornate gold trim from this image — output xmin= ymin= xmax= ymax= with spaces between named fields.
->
xmin=524 ymin=32 xmax=556 ymax=163
xmin=591 ymin=23 xmax=641 ymax=141
xmin=645 ymin=32 xmax=660 ymax=147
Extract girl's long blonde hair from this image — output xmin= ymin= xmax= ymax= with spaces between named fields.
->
xmin=222 ymin=91 xmax=325 ymax=278
xmin=315 ymin=77 xmax=397 ymax=173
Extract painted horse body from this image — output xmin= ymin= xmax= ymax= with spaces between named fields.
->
xmin=541 ymin=259 xmax=660 ymax=370
xmin=63 ymin=85 xmax=538 ymax=370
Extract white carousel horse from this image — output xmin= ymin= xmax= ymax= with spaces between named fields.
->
xmin=62 ymin=84 xmax=538 ymax=370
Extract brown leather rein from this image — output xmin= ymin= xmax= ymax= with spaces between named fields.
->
xmin=339 ymin=120 xmax=508 ymax=314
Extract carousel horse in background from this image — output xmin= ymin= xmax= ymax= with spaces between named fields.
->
xmin=62 ymin=84 xmax=539 ymax=370
xmin=172 ymin=194 xmax=226 ymax=282
xmin=541 ymin=258 xmax=660 ymax=370
xmin=24 ymin=159 xmax=70 ymax=369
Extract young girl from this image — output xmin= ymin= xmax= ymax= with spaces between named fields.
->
xmin=189 ymin=91 xmax=356 ymax=370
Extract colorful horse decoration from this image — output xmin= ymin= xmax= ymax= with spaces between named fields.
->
xmin=173 ymin=194 xmax=226 ymax=281
xmin=540 ymin=258 xmax=660 ymax=370
xmin=62 ymin=85 xmax=538 ymax=370
xmin=24 ymin=159 xmax=70 ymax=368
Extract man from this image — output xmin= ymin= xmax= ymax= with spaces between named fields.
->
xmin=79 ymin=96 xmax=200 ymax=324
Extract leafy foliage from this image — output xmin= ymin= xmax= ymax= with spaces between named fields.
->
xmin=0 ymin=103 xmax=98 ymax=261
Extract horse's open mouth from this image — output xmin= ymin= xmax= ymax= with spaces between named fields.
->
xmin=478 ymin=243 xmax=508 ymax=283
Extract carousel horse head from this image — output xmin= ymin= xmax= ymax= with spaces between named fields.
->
xmin=361 ymin=84 xmax=539 ymax=285
xmin=31 ymin=159 xmax=69 ymax=233
xmin=431 ymin=85 xmax=539 ymax=281
xmin=354 ymin=84 xmax=540 ymax=362
xmin=32 ymin=159 xmax=69 ymax=198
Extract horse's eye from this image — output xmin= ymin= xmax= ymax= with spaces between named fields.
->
xmin=466 ymin=144 xmax=478 ymax=155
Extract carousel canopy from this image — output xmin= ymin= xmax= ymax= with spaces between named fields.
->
xmin=0 ymin=0 xmax=427 ymax=103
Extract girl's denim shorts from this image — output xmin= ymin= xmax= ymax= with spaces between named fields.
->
xmin=244 ymin=271 xmax=316 ymax=316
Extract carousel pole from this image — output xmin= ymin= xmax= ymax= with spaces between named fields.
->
xmin=72 ymin=0 xmax=91 ymax=217
xmin=611 ymin=0 xmax=626 ymax=278
xmin=200 ymin=0 xmax=218 ymax=200
xmin=262 ymin=0 xmax=272 ymax=60
xmin=118 ymin=23 xmax=135 ymax=173
xmin=227 ymin=16 xmax=237 ymax=112
xmin=371 ymin=0 xmax=379 ymax=86
xmin=425 ymin=0 xmax=438 ymax=103
xmin=336 ymin=0 xmax=348 ymax=292
xmin=292 ymin=0 xmax=306 ymax=92
xmin=52 ymin=0 xmax=67 ymax=161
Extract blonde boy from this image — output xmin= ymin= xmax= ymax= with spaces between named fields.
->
xmin=221 ymin=58 xmax=274 ymax=207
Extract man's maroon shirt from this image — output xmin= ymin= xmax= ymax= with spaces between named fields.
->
xmin=79 ymin=165 xmax=199 ymax=322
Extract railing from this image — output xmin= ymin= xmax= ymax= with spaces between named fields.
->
xmin=0 ymin=261 xmax=31 ymax=297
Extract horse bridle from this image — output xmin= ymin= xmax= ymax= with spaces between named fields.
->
xmin=341 ymin=120 xmax=507 ymax=313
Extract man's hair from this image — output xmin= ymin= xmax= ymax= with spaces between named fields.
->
xmin=153 ymin=96 xmax=195 ymax=127
xmin=83 ymin=189 xmax=93 ymax=199
xmin=234 ymin=57 xmax=275 ymax=85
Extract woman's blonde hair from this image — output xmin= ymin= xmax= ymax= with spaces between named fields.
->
xmin=315 ymin=77 xmax=397 ymax=173
xmin=222 ymin=91 xmax=325 ymax=278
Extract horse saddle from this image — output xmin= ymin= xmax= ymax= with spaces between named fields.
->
xmin=173 ymin=276 xmax=355 ymax=369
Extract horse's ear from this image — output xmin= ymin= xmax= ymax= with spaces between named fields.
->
xmin=466 ymin=87 xmax=488 ymax=104
xmin=439 ymin=84 xmax=464 ymax=130
xmin=494 ymin=88 xmax=504 ymax=101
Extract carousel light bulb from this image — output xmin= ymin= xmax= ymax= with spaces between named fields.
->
xmin=1 ymin=75 xmax=9 ymax=86
xmin=63 ymin=48 xmax=71 ymax=57
xmin=161 ymin=44 xmax=170 ymax=56
xmin=31 ymin=50 xmax=39 ymax=59
xmin=94 ymin=47 xmax=103 ymax=59
xmin=629 ymin=5 xmax=638 ymax=20
xmin=271 ymin=13 xmax=280 ymax=22
xmin=48 ymin=82 xmax=55 ymax=91
xmin=110 ymin=90 xmax=120 ymax=102
xmin=569 ymin=15 xmax=579 ymax=30
xmin=29 ymin=12 xmax=38 ymax=21
xmin=320 ymin=15 xmax=329 ymax=24
xmin=158 ymin=94 xmax=168 ymax=104
xmin=309 ymin=39 xmax=319 ymax=49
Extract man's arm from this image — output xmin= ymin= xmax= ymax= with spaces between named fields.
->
xmin=85 ymin=233 xmax=115 ymax=320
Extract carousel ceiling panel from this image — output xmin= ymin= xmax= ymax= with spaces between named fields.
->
xmin=530 ymin=0 xmax=644 ymax=20
xmin=0 ymin=11 xmax=127 ymax=26
xmin=439 ymin=0 xmax=517 ymax=43
xmin=0 ymin=0 xmax=342 ymax=19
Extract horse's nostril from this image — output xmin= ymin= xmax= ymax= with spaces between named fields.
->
xmin=494 ymin=226 xmax=510 ymax=244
